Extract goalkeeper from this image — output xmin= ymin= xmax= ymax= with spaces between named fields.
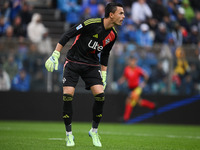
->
xmin=45 ymin=2 xmax=125 ymax=147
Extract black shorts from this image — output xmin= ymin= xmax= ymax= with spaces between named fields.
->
xmin=63 ymin=61 xmax=103 ymax=90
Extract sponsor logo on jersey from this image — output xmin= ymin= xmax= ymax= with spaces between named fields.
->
xmin=88 ymin=40 xmax=103 ymax=51
xmin=76 ymin=24 xmax=83 ymax=30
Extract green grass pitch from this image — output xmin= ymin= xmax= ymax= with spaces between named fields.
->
xmin=0 ymin=121 xmax=200 ymax=150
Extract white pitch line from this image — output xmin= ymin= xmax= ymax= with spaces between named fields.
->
xmin=98 ymin=131 xmax=200 ymax=140
xmin=166 ymin=135 xmax=200 ymax=139
xmin=48 ymin=131 xmax=200 ymax=141
xmin=48 ymin=138 xmax=64 ymax=141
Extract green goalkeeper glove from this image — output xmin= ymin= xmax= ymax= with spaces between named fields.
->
xmin=45 ymin=50 xmax=60 ymax=72
xmin=101 ymin=71 xmax=107 ymax=90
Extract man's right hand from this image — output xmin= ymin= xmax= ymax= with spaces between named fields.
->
xmin=45 ymin=50 xmax=60 ymax=72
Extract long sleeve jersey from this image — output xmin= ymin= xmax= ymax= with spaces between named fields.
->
xmin=59 ymin=18 xmax=117 ymax=66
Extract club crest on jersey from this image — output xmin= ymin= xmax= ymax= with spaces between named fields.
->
xmin=76 ymin=24 xmax=83 ymax=30
xmin=88 ymin=40 xmax=103 ymax=51
xmin=105 ymin=39 xmax=110 ymax=44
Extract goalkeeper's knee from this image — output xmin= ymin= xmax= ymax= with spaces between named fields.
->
xmin=63 ymin=94 xmax=73 ymax=126
xmin=92 ymin=93 xmax=105 ymax=123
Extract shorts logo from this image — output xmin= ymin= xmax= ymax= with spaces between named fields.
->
xmin=76 ymin=24 xmax=83 ymax=30
xmin=96 ymin=114 xmax=102 ymax=118
xmin=63 ymin=114 xmax=69 ymax=118
xmin=63 ymin=78 xmax=66 ymax=83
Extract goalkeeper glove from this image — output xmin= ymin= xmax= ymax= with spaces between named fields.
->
xmin=45 ymin=50 xmax=60 ymax=72
xmin=101 ymin=71 xmax=107 ymax=90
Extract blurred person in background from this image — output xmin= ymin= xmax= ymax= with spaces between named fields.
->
xmin=131 ymin=0 xmax=152 ymax=25
xmin=85 ymin=0 xmax=99 ymax=18
xmin=180 ymin=74 xmax=194 ymax=95
xmin=3 ymin=53 xmax=18 ymax=81
xmin=155 ymin=76 xmax=168 ymax=94
xmin=97 ymin=3 xmax=105 ymax=18
xmin=166 ymin=0 xmax=177 ymax=21
xmin=0 ymin=64 xmax=11 ymax=91
xmin=11 ymin=68 xmax=30 ymax=92
xmin=0 ymin=16 xmax=10 ymax=37
xmin=57 ymin=0 xmax=81 ymax=28
xmin=5 ymin=25 xmax=14 ymax=39
xmin=186 ymin=25 xmax=199 ymax=44
xmin=188 ymin=63 xmax=199 ymax=94
xmin=154 ymin=22 xmax=171 ymax=44
xmin=18 ymin=2 xmax=32 ymax=29
xmin=174 ymin=47 xmax=190 ymax=81
xmin=119 ymin=19 xmax=136 ymax=43
xmin=1 ymin=25 xmax=17 ymax=53
xmin=162 ymin=14 xmax=174 ymax=32
xmin=118 ymin=56 xmax=155 ymax=122
xmin=149 ymin=62 xmax=167 ymax=93
xmin=13 ymin=15 xmax=26 ymax=38
xmin=172 ymin=0 xmax=182 ymax=9
xmin=27 ymin=13 xmax=46 ymax=43
xmin=171 ymin=70 xmax=181 ymax=94
xmin=112 ymin=42 xmax=128 ymax=83
xmin=135 ymin=23 xmax=153 ymax=48
xmin=171 ymin=22 xmax=183 ymax=47
xmin=80 ymin=7 xmax=92 ymax=21
xmin=191 ymin=11 xmax=200 ymax=33
xmin=27 ymin=13 xmax=52 ymax=54
xmin=16 ymin=37 xmax=29 ymax=70
xmin=176 ymin=7 xmax=190 ymax=34
xmin=0 ymin=1 xmax=11 ymax=24
xmin=147 ymin=17 xmax=158 ymax=34
xmin=182 ymin=0 xmax=195 ymax=24
xmin=10 ymin=0 xmax=22 ymax=24
xmin=27 ymin=43 xmax=44 ymax=74
xmin=45 ymin=2 xmax=125 ymax=147
xmin=151 ymin=0 xmax=168 ymax=22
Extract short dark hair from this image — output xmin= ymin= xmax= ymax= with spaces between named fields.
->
xmin=105 ymin=2 xmax=123 ymax=18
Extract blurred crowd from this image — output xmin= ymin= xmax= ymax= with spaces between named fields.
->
xmin=56 ymin=0 xmax=200 ymax=46
xmin=0 ymin=0 xmax=200 ymax=94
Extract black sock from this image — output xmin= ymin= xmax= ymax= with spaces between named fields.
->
xmin=92 ymin=93 xmax=105 ymax=128
xmin=92 ymin=120 xmax=99 ymax=129
xmin=63 ymin=94 xmax=73 ymax=132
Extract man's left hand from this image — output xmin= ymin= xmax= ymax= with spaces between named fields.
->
xmin=101 ymin=71 xmax=107 ymax=90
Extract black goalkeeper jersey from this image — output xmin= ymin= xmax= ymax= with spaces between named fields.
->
xmin=59 ymin=18 xmax=117 ymax=66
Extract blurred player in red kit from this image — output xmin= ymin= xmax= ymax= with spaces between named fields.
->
xmin=118 ymin=56 xmax=155 ymax=121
